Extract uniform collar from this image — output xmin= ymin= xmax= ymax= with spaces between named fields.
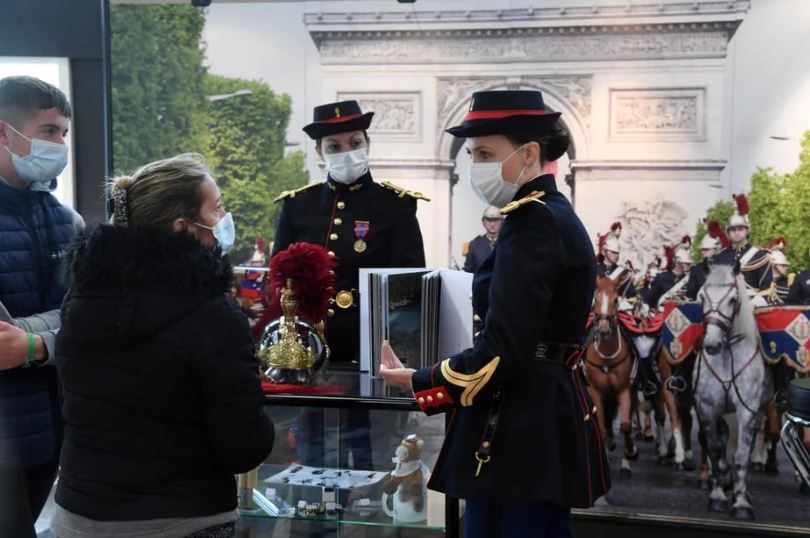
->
xmin=733 ymin=242 xmax=750 ymax=253
xmin=516 ymin=173 xmax=558 ymax=199
xmin=327 ymin=170 xmax=373 ymax=193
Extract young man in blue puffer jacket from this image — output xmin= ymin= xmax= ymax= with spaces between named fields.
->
xmin=0 ymin=76 xmax=81 ymax=538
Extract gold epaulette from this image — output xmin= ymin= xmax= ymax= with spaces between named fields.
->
xmin=500 ymin=191 xmax=546 ymax=215
xmin=462 ymin=241 xmax=470 ymax=256
xmin=272 ymin=182 xmax=321 ymax=203
xmin=381 ymin=181 xmax=431 ymax=202
xmin=789 ymin=273 xmax=796 ymax=287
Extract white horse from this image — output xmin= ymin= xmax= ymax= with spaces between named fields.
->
xmin=694 ymin=264 xmax=771 ymax=520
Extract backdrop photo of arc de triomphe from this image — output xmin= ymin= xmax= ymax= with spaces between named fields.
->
xmin=299 ymin=1 xmax=749 ymax=269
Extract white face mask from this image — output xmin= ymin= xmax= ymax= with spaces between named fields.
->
xmin=468 ymin=144 xmax=529 ymax=208
xmin=193 ymin=212 xmax=235 ymax=255
xmin=4 ymin=124 xmax=68 ymax=191
xmin=324 ymin=147 xmax=369 ymax=185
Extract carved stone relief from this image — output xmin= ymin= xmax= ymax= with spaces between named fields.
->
xmin=610 ymin=88 xmax=705 ymax=140
xmin=616 ymin=197 xmax=690 ymax=270
xmin=315 ymin=29 xmax=731 ymax=64
xmin=337 ymin=92 xmax=421 ymax=141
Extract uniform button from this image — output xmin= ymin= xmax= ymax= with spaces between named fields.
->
xmin=482 ymin=441 xmax=490 ymax=448
xmin=333 ymin=218 xmax=343 ymax=225
xmin=327 ymin=309 xmax=335 ymax=318
xmin=417 ymin=397 xmax=425 ymax=405
xmin=583 ymin=413 xmax=591 ymax=422
xmin=328 ymin=251 xmax=335 ymax=257
xmin=337 ymin=201 xmax=346 ymax=209
xmin=426 ymin=396 xmax=434 ymax=404
xmin=330 ymin=233 xmax=338 ymax=241
xmin=437 ymin=392 xmax=444 ymax=400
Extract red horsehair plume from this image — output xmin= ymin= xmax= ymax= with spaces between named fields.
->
xmin=663 ymin=245 xmax=675 ymax=270
xmin=733 ymin=193 xmax=749 ymax=216
xmin=706 ymin=220 xmax=730 ymax=248
xmin=766 ymin=236 xmax=788 ymax=251
xmin=610 ymin=221 xmax=622 ymax=237
xmin=254 ymin=237 xmax=266 ymax=251
xmin=596 ymin=233 xmax=606 ymax=263
xmin=680 ymin=235 xmax=692 ymax=248
xmin=252 ymin=243 xmax=336 ymax=340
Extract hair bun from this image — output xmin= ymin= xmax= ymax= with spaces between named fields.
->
xmin=111 ymin=175 xmax=135 ymax=192
xmin=109 ymin=175 xmax=134 ymax=226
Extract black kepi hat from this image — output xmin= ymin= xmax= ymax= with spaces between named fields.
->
xmin=303 ymin=100 xmax=374 ymax=140
xmin=447 ymin=90 xmax=568 ymax=160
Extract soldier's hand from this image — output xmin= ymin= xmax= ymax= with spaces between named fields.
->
xmin=0 ymin=321 xmax=29 ymax=370
xmin=379 ymin=341 xmax=414 ymax=390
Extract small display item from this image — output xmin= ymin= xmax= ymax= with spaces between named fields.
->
xmin=381 ymin=434 xmax=430 ymax=524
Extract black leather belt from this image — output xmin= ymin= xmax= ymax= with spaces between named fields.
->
xmin=532 ymin=342 xmax=583 ymax=362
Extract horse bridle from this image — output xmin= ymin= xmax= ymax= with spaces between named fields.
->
xmin=702 ymin=283 xmax=744 ymax=347
xmin=697 ymin=281 xmax=759 ymax=416
xmin=594 ymin=310 xmax=623 ymax=360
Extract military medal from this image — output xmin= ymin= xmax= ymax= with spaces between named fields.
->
xmin=354 ymin=221 xmax=369 ymax=253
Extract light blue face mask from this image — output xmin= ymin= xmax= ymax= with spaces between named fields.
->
xmin=4 ymin=124 xmax=68 ymax=191
xmin=193 ymin=212 xmax=235 ymax=255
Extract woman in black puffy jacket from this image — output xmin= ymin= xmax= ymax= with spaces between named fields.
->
xmin=51 ymin=154 xmax=274 ymax=538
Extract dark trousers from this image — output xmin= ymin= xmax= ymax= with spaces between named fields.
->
xmin=465 ymin=499 xmax=572 ymax=538
xmin=0 ymin=458 xmax=59 ymax=538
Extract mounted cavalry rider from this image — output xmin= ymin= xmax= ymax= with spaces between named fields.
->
xmin=763 ymin=237 xmax=793 ymax=305
xmin=686 ymin=220 xmax=727 ymax=300
xmin=596 ymin=222 xmax=637 ymax=304
xmin=712 ymin=194 xmax=771 ymax=304
xmin=644 ymin=237 xmax=694 ymax=393
xmin=646 ymin=236 xmax=693 ymax=310
xmin=787 ymin=249 xmax=810 ymax=305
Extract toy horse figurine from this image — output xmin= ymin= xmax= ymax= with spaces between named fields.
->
xmin=382 ymin=434 xmax=430 ymax=524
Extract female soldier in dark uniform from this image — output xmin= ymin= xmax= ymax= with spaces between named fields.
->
xmin=380 ymin=90 xmax=610 ymax=537
xmin=272 ymin=100 xmax=427 ymax=364
xmin=271 ymin=100 xmax=427 ymax=471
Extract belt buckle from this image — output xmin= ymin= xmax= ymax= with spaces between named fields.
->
xmin=335 ymin=290 xmax=354 ymax=309
xmin=534 ymin=342 xmax=548 ymax=360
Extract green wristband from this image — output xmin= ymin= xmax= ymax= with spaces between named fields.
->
xmin=22 ymin=333 xmax=35 ymax=369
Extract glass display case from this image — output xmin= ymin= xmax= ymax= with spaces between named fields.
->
xmin=239 ymin=368 xmax=460 ymax=538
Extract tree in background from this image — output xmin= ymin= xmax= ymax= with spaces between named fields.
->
xmin=748 ymin=131 xmax=810 ymax=272
xmin=110 ymin=5 xmax=209 ymax=172
xmin=695 ymin=130 xmax=810 ymax=271
xmin=111 ymin=5 xmax=308 ymax=261
xmin=205 ymin=74 xmax=307 ymax=260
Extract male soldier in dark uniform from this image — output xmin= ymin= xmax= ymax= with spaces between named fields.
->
xmin=646 ymin=239 xmax=693 ymax=309
xmin=787 ymin=250 xmax=810 ymax=305
xmin=596 ymin=222 xmax=637 ymax=300
xmin=764 ymin=238 xmax=793 ymax=305
xmin=712 ymin=194 xmax=771 ymax=299
xmin=379 ymin=90 xmax=609 ymax=537
xmin=646 ymin=241 xmax=693 ymax=393
xmin=463 ymin=206 xmax=502 ymax=273
xmin=686 ymin=220 xmax=725 ymax=300
xmin=273 ymin=100 xmax=427 ymax=364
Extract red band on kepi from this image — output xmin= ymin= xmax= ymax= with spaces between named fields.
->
xmin=464 ymin=109 xmax=548 ymax=121
xmin=320 ymin=113 xmax=363 ymax=124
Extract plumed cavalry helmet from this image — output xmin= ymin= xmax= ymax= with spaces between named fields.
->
xmin=727 ymin=193 xmax=750 ymax=231
xmin=767 ymin=237 xmax=790 ymax=266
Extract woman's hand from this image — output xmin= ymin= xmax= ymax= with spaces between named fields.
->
xmin=379 ymin=340 xmax=415 ymax=390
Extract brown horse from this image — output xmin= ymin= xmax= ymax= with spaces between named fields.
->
xmin=585 ymin=276 xmax=638 ymax=477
